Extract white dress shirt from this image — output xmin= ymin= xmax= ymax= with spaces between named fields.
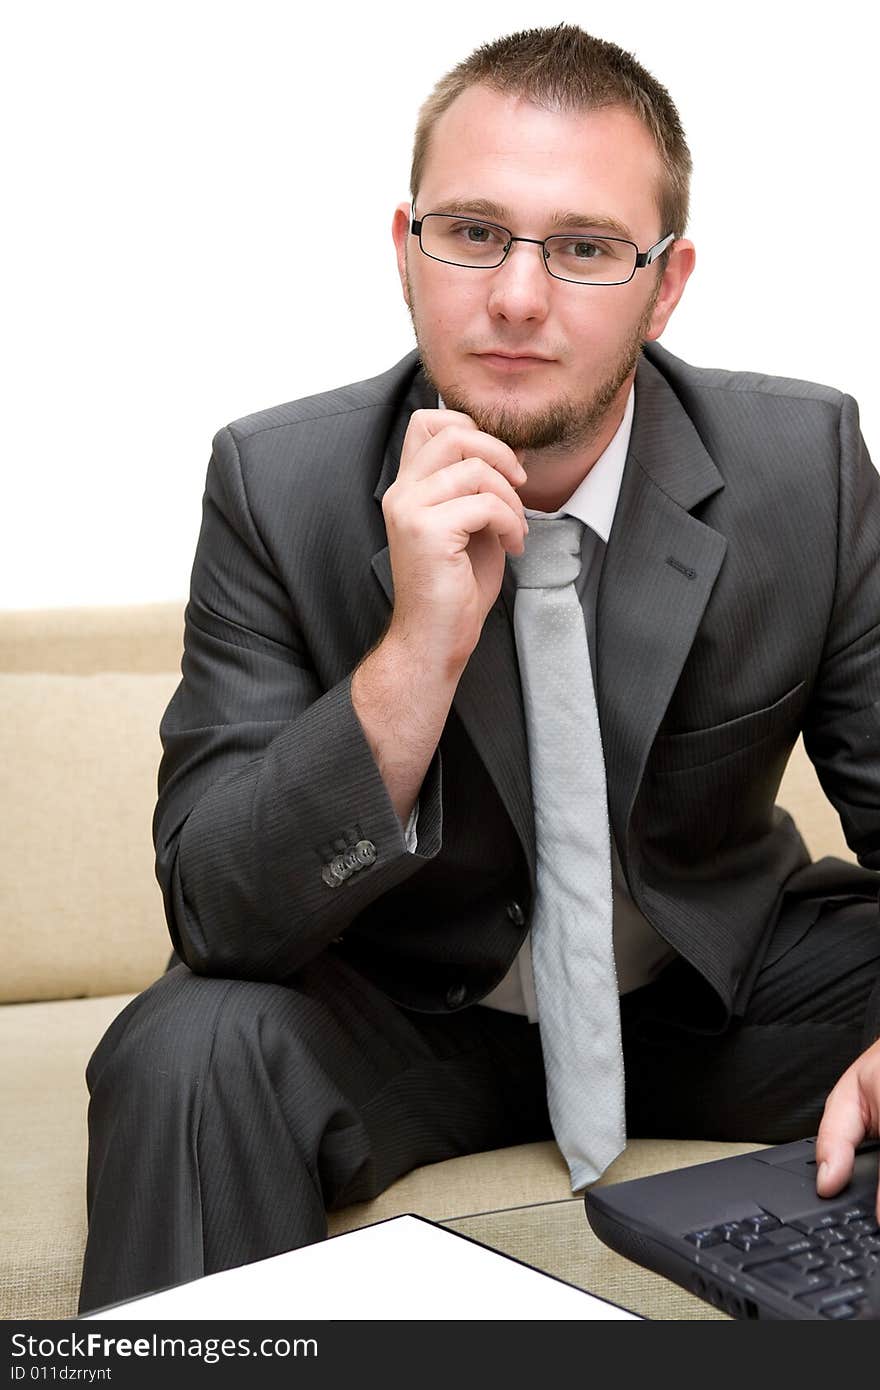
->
xmin=405 ymin=384 xmax=677 ymax=1018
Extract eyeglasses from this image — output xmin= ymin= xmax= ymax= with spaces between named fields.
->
xmin=410 ymin=209 xmax=674 ymax=286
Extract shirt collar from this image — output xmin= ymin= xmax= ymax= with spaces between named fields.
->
xmin=523 ymin=384 xmax=634 ymax=542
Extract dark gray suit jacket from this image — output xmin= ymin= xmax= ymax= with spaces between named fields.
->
xmin=153 ymin=341 xmax=880 ymax=1028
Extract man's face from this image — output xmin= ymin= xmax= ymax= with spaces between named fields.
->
xmin=392 ymin=86 xmax=694 ymax=455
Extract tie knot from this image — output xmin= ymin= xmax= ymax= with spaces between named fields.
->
xmin=509 ymin=516 xmax=583 ymax=589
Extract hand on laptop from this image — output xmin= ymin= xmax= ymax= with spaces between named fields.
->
xmin=815 ymin=1034 xmax=880 ymax=1221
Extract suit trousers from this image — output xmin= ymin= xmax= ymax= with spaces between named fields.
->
xmin=78 ymin=870 xmax=880 ymax=1316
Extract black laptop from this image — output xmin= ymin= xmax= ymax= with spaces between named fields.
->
xmin=584 ymin=1137 xmax=880 ymax=1319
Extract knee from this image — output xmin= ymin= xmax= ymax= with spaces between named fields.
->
xmin=86 ymin=965 xmax=304 ymax=1104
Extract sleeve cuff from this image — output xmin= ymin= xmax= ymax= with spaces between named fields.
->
xmin=404 ymin=799 xmax=419 ymax=853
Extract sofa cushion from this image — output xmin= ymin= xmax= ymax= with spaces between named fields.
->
xmin=0 ymin=603 xmax=184 ymax=676
xmin=326 ymin=1135 xmax=764 ymax=1235
xmin=0 ymin=673 xmax=177 ymax=1002
xmin=777 ymin=737 xmax=854 ymax=865
xmin=0 ymin=993 xmax=135 ymax=1319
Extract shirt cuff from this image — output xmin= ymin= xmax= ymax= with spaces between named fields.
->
xmin=404 ymin=799 xmax=419 ymax=853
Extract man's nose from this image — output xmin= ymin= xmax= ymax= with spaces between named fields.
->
xmin=486 ymin=240 xmax=551 ymax=323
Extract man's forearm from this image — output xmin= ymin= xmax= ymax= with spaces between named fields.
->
xmin=351 ymin=630 xmax=464 ymax=826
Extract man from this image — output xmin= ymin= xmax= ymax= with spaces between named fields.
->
xmin=78 ymin=25 xmax=880 ymax=1314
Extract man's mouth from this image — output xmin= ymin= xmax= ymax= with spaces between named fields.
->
xmin=475 ymin=351 xmax=554 ymax=370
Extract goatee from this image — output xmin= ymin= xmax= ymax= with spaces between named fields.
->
xmin=419 ymin=342 xmax=641 ymax=453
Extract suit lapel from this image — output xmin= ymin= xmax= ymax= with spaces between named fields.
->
xmin=369 ymin=349 xmax=727 ymax=889
xmin=597 ymin=352 xmax=727 ymax=855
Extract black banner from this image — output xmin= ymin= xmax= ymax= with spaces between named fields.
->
xmin=2 ymin=1316 xmax=873 ymax=1387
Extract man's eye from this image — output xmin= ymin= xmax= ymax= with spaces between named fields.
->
xmin=463 ymin=224 xmax=492 ymax=243
xmin=570 ymin=240 xmax=604 ymax=258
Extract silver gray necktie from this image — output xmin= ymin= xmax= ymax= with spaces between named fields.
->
xmin=508 ymin=515 xmax=626 ymax=1190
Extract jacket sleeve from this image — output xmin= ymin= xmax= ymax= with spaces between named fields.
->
xmin=802 ymin=394 xmax=880 ymax=873
xmin=153 ymin=425 xmax=443 ymax=980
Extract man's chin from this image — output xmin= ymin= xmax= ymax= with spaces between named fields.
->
xmin=431 ymin=383 xmax=590 ymax=454
xmin=420 ymin=341 xmax=642 ymax=453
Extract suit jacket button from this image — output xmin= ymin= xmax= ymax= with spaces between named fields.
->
xmin=354 ymin=839 xmax=377 ymax=866
xmin=322 ymin=856 xmax=346 ymax=888
xmin=506 ymin=900 xmax=525 ymax=926
xmin=446 ymin=983 xmax=468 ymax=1008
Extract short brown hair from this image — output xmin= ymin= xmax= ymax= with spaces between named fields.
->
xmin=410 ymin=24 xmax=692 ymax=241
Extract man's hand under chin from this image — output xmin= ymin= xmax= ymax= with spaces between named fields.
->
xmin=815 ymin=1034 xmax=880 ymax=1221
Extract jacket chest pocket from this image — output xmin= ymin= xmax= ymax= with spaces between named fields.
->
xmin=650 ymin=680 xmax=807 ymax=774
xmin=638 ymin=681 xmax=808 ymax=856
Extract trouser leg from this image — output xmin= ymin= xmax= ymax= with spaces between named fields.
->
xmin=78 ymin=954 xmax=551 ymax=1315
xmin=621 ymin=876 xmax=880 ymax=1141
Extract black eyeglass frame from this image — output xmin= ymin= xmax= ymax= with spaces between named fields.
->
xmin=410 ymin=206 xmax=675 ymax=286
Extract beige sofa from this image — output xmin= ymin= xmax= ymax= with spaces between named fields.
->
xmin=0 ymin=603 xmax=858 ymax=1321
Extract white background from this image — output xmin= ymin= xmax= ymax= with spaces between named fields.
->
xmin=4 ymin=0 xmax=877 ymax=610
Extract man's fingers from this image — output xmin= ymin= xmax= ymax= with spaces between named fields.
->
xmin=403 ymin=407 xmax=477 ymax=448
xmin=400 ymin=414 xmax=526 ymax=486
xmin=414 ymin=457 xmax=528 ymax=526
xmin=400 ymin=411 xmax=480 ymax=475
xmin=815 ymin=1067 xmax=867 ymax=1196
xmin=432 ymin=493 xmax=528 ymax=554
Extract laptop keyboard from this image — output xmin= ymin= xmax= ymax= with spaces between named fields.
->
xmin=684 ymin=1201 xmax=880 ymax=1318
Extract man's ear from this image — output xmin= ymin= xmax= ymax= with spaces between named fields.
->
xmin=643 ymin=238 xmax=696 ymax=341
xmin=391 ymin=201 xmax=412 ymax=306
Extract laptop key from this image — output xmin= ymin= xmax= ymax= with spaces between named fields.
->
xmin=797 ymin=1282 xmax=866 ymax=1314
xmin=764 ymin=1226 xmax=820 ymax=1247
xmin=815 ymin=1227 xmax=849 ymax=1247
xmin=823 ymin=1303 xmax=860 ymax=1319
xmin=790 ymin=1252 xmax=828 ymax=1273
xmin=741 ymin=1238 xmax=816 ymax=1269
xmin=727 ymin=1232 xmax=771 ymax=1252
xmin=831 ymin=1245 xmax=859 ymax=1263
xmin=750 ymin=1261 xmax=831 ymax=1297
xmin=789 ymin=1213 xmax=843 ymax=1234
xmin=684 ymin=1228 xmax=725 ymax=1249
xmin=843 ymin=1220 xmax=875 ymax=1238
xmin=841 ymin=1205 xmax=871 ymax=1223
xmin=747 ymin=1214 xmax=782 ymax=1233
xmin=715 ymin=1222 xmax=746 ymax=1240
xmin=821 ymin=1242 xmax=857 ymax=1264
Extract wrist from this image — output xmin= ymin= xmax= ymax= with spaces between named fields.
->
xmin=382 ymin=618 xmax=471 ymax=687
